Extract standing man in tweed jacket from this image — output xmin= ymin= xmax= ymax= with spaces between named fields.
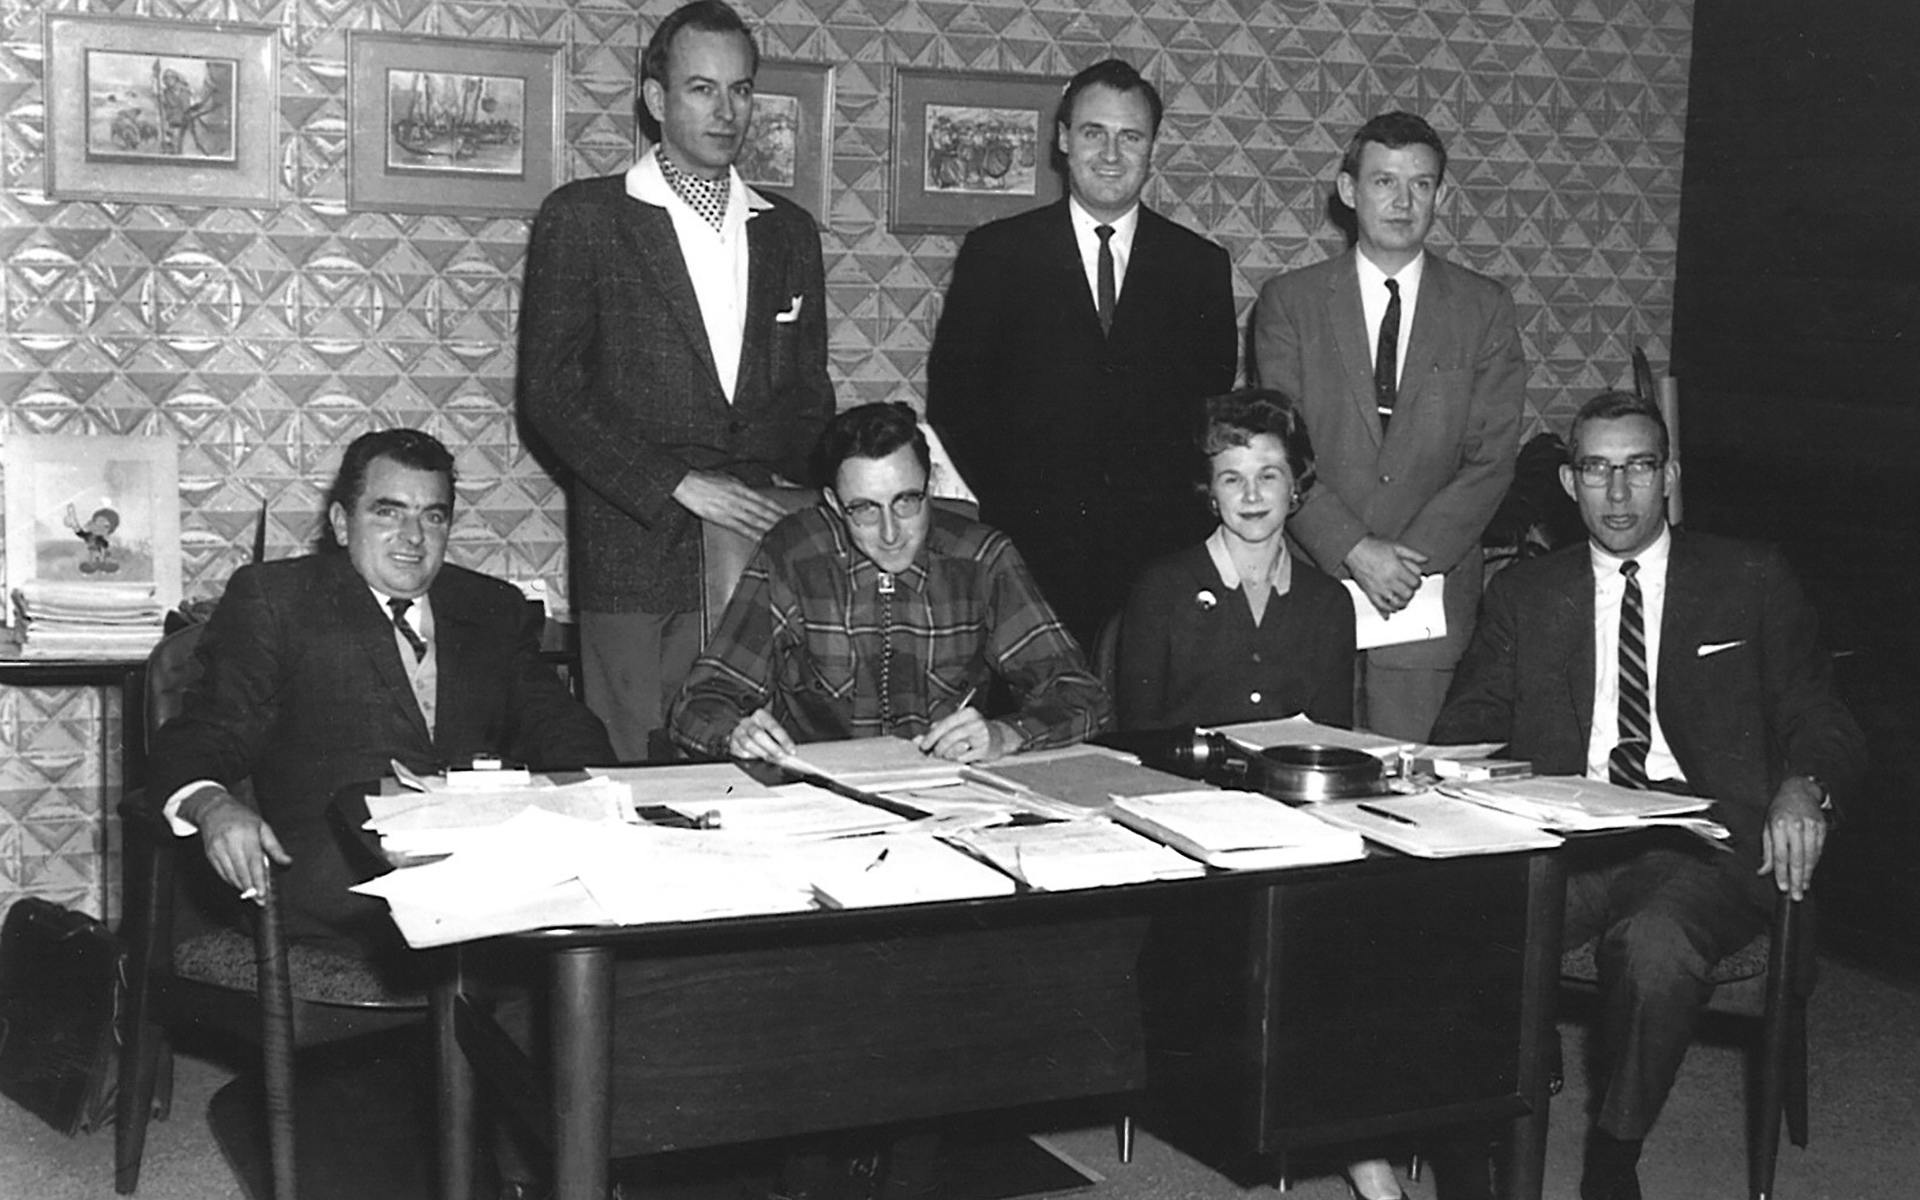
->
xmin=519 ymin=0 xmax=834 ymax=759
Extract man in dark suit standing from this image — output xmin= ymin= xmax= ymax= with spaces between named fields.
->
xmin=928 ymin=58 xmax=1237 ymax=650
xmin=1252 ymin=111 xmax=1525 ymax=741
xmin=149 ymin=429 xmax=614 ymax=957
xmin=519 ymin=0 xmax=834 ymax=760
xmin=1432 ymin=392 xmax=1865 ymax=1200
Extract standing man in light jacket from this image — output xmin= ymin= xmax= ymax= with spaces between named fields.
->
xmin=519 ymin=0 xmax=834 ymax=759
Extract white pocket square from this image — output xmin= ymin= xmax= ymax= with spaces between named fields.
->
xmin=775 ymin=295 xmax=804 ymax=323
xmin=1696 ymin=640 xmax=1745 ymax=658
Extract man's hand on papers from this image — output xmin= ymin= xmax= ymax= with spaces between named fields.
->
xmin=185 ymin=789 xmax=290 ymax=904
xmin=673 ymin=471 xmax=794 ymax=538
xmin=916 ymin=708 xmax=1020 ymax=763
xmin=728 ymin=707 xmax=798 ymax=764
xmin=1345 ymin=536 xmax=1428 ymax=615
xmin=1759 ymin=776 xmax=1828 ymax=901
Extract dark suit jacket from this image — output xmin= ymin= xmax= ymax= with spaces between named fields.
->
xmin=1251 ymin=249 xmax=1524 ymax=669
xmin=927 ymin=200 xmax=1237 ymax=643
xmin=1431 ymin=533 xmax=1866 ymax=892
xmin=518 ymin=173 xmax=835 ymax=615
xmin=147 ymin=553 xmax=614 ymax=945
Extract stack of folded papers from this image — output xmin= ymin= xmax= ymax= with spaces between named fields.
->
xmin=8 ymin=580 xmax=166 ymax=658
xmin=1109 ymin=789 xmax=1368 ymax=870
xmin=945 ymin=818 xmax=1206 ymax=890
xmin=1440 ymin=776 xmax=1728 ymax=838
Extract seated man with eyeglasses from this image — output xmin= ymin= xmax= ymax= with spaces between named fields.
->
xmin=670 ymin=400 xmax=1111 ymax=765
xmin=1430 ymin=390 xmax=1864 ymax=1200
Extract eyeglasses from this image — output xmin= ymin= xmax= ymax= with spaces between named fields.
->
xmin=1572 ymin=456 xmax=1665 ymax=489
xmin=840 ymin=490 xmax=927 ymax=527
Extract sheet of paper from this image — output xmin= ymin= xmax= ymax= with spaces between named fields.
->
xmin=364 ymin=777 xmax=633 ymax=855
xmin=1342 ymin=573 xmax=1447 ymax=649
xmin=966 ymin=747 xmax=1200 ymax=814
xmin=808 ymin=832 xmax=1019 ymax=908
xmin=947 ymin=818 xmax=1206 ymax=891
xmin=1310 ymin=793 xmax=1563 ymax=858
xmin=1213 ymin=716 xmax=1414 ymax=762
xmin=777 ymin=736 xmax=965 ymax=791
xmin=1109 ymin=790 xmax=1366 ymax=870
xmin=588 ymin=762 xmax=786 ymax=808
xmin=659 ymin=782 xmax=909 ymax=840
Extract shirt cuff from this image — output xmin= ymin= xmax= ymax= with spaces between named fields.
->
xmin=162 ymin=781 xmax=227 ymax=837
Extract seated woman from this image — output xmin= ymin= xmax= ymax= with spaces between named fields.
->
xmin=1117 ymin=387 xmax=1354 ymax=731
xmin=1117 ymin=388 xmax=1416 ymax=1200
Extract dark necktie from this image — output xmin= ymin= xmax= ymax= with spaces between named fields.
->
xmin=1095 ymin=224 xmax=1116 ymax=335
xmin=388 ymin=597 xmax=428 ymax=663
xmin=1608 ymin=560 xmax=1651 ymax=788
xmin=1374 ymin=277 xmax=1401 ymax=425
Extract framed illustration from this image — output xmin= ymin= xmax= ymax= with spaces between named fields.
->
xmin=43 ymin=15 xmax=278 ymax=208
xmin=888 ymin=67 xmax=1067 ymax=235
xmin=738 ymin=61 xmax=836 ymax=226
xmin=347 ymin=32 xmax=564 ymax=217
xmin=2 ymin=434 xmax=182 ymax=621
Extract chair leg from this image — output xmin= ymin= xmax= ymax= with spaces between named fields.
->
xmin=114 ymin=1019 xmax=164 ymax=1194
xmin=1751 ymin=899 xmax=1800 ymax=1200
xmin=1407 ymin=1153 xmax=1422 ymax=1182
xmin=1116 ymin=1113 xmax=1134 ymax=1164
xmin=256 ymin=880 xmax=298 ymax=1200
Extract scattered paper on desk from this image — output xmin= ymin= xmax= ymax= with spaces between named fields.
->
xmin=365 ymin=776 xmax=634 ymax=855
xmin=947 ymin=818 xmax=1205 ymax=891
xmin=778 ymin=736 xmax=965 ymax=791
xmin=1110 ymin=790 xmax=1366 ymax=870
xmin=1441 ymin=776 xmax=1720 ymax=833
xmin=659 ymin=783 xmax=909 ymax=840
xmin=1311 ymin=793 xmax=1563 ymax=858
xmin=1213 ymin=717 xmax=1414 ymax=762
xmin=809 ymin=833 xmax=1018 ymax=908
xmin=1343 ymin=573 xmax=1447 ymax=649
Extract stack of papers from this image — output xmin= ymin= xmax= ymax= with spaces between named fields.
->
xmin=965 ymin=745 xmax=1201 ymax=815
xmin=1213 ymin=717 xmax=1414 ymax=764
xmin=655 ymin=783 xmax=909 ymax=840
xmin=7 ymin=580 xmax=166 ymax=658
xmin=1442 ymin=776 xmax=1727 ymax=838
xmin=1110 ymin=790 xmax=1367 ymax=871
xmin=808 ymin=833 xmax=1019 ymax=908
xmin=1312 ymin=793 xmax=1564 ymax=858
xmin=946 ymin=819 xmax=1206 ymax=891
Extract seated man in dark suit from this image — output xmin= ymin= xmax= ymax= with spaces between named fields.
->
xmin=1431 ymin=391 xmax=1866 ymax=1200
xmin=149 ymin=428 xmax=615 ymax=959
xmin=671 ymin=400 xmax=1111 ymax=764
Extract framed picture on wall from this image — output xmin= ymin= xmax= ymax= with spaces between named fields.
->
xmin=737 ymin=61 xmax=836 ymax=226
xmin=1 ymin=434 xmax=182 ymax=622
xmin=888 ymin=67 xmax=1067 ymax=235
xmin=347 ymin=32 xmax=564 ymax=217
xmin=42 ymin=15 xmax=279 ymax=208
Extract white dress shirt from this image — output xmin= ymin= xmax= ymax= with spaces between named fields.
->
xmin=1355 ymin=249 xmax=1425 ymax=389
xmin=1068 ymin=198 xmax=1138 ymax=312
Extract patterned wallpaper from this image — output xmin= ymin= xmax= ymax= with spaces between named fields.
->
xmin=0 ymin=0 xmax=1692 ymax=917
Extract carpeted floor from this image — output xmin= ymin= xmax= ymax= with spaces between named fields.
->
xmin=5 ymin=953 xmax=1916 ymax=1200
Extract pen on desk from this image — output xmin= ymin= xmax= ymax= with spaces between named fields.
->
xmin=695 ymin=809 xmax=724 ymax=830
xmin=864 ymin=847 xmax=891 ymax=872
xmin=1356 ymin=802 xmax=1418 ymax=826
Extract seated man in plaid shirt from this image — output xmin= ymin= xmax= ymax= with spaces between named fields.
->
xmin=670 ymin=400 xmax=1111 ymax=763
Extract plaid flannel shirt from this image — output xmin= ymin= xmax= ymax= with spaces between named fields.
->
xmin=670 ymin=504 xmax=1110 ymax=757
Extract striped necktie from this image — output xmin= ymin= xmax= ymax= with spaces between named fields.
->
xmin=1607 ymin=560 xmax=1651 ymax=788
xmin=388 ymin=597 xmax=428 ymax=663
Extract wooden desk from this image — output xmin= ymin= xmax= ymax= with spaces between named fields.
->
xmin=430 ymin=848 xmax=1564 ymax=1200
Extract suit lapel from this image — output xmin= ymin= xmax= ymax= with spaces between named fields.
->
xmin=1564 ymin=552 xmax=1597 ymax=736
xmin=1654 ymin=533 xmax=1704 ymax=770
xmin=1044 ymin=202 xmax=1102 ymax=336
xmin=428 ymin=575 xmax=473 ymax=750
xmin=621 ymin=199 xmax=723 ymax=394
xmin=1400 ymin=254 xmax=1446 ymax=407
xmin=1326 ymin=252 xmax=1381 ymax=447
xmin=737 ymin=205 xmax=782 ymax=410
